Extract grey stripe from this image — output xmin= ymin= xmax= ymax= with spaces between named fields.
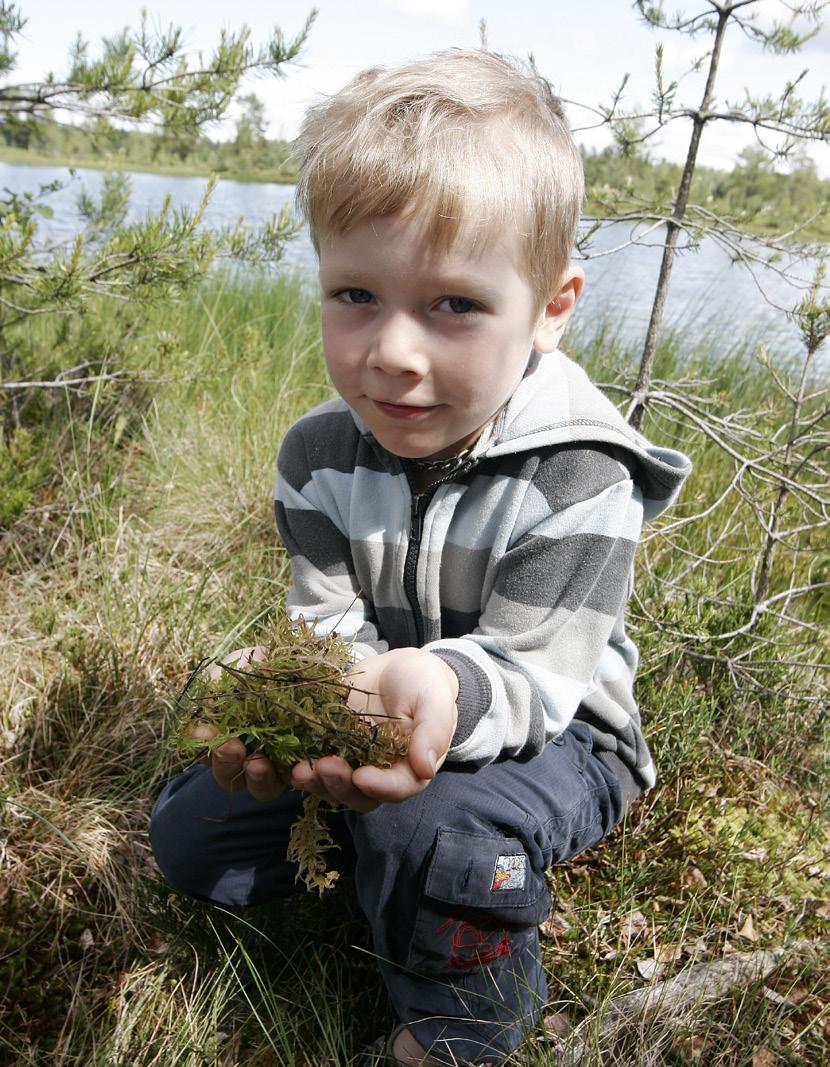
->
xmin=440 ymin=607 xmax=482 ymax=639
xmin=533 ymin=444 xmax=631 ymax=513
xmin=488 ymin=604 xmax=620 ymax=678
xmin=276 ymin=502 xmax=353 ymax=575
xmin=278 ymin=405 xmax=389 ymax=482
xmin=432 ymin=649 xmax=492 ymax=749
xmin=473 ymin=451 xmax=538 ymax=484
xmin=372 ymin=604 xmax=419 ymax=648
xmin=495 ymin=657 xmax=544 ymax=757
xmin=440 ymin=543 xmax=491 ymax=613
xmin=352 ymin=540 xmax=405 ymax=610
xmin=494 ymin=533 xmax=636 ymax=614
xmin=585 ymin=538 xmax=638 ymax=615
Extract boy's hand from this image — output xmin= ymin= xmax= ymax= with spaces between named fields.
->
xmin=290 ymin=648 xmax=459 ymax=811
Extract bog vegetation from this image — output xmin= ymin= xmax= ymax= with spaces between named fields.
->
xmin=0 ymin=1 xmax=828 ymax=1064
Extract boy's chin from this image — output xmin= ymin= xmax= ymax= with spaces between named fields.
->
xmin=390 ymin=443 xmax=466 ymax=463
xmin=376 ymin=430 xmax=482 ymax=464
xmin=374 ymin=435 xmax=455 ymax=462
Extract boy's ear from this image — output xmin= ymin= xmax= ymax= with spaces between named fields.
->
xmin=532 ymin=266 xmax=584 ymax=353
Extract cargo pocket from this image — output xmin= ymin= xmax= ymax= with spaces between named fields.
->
xmin=404 ymin=827 xmax=549 ymax=976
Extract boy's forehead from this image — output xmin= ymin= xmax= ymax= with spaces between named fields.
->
xmin=318 ymin=212 xmax=526 ymax=279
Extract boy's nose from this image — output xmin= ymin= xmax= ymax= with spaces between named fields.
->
xmin=367 ymin=312 xmax=428 ymax=377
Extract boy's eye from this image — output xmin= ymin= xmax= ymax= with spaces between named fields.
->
xmin=339 ymin=288 xmax=373 ymax=304
xmin=439 ymin=296 xmax=478 ymax=315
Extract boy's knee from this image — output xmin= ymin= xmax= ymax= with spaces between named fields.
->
xmin=148 ymin=767 xmax=305 ymax=907
xmin=149 ymin=769 xmax=216 ymax=900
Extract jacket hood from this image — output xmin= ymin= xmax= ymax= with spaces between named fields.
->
xmin=482 ymin=350 xmax=691 ymax=521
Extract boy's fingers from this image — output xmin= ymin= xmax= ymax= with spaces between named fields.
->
xmin=243 ymin=753 xmax=283 ymax=803
xmin=290 ymin=759 xmax=317 ymax=791
xmin=344 ymin=678 xmax=378 ymax=718
xmin=406 ymin=719 xmax=450 ymax=781
xmin=208 ymin=645 xmax=265 ymax=681
xmin=211 ymin=737 xmax=247 ymax=791
xmin=188 ymin=723 xmax=219 ymax=742
xmin=351 ymin=761 xmax=429 ymax=804
xmin=188 ymin=722 xmax=218 ymax=762
xmin=314 ymin=755 xmax=379 ymax=813
xmin=292 ymin=758 xmax=379 ymax=813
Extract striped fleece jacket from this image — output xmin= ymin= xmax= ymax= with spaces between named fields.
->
xmin=275 ymin=350 xmax=691 ymax=791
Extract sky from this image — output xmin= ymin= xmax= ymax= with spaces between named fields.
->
xmin=11 ymin=0 xmax=830 ymax=176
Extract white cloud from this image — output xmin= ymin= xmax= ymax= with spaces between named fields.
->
xmin=802 ymin=22 xmax=830 ymax=56
xmin=380 ymin=0 xmax=470 ymax=23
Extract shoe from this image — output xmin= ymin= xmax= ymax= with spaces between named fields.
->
xmin=355 ymin=1023 xmax=504 ymax=1066
xmin=355 ymin=1024 xmax=406 ymax=1066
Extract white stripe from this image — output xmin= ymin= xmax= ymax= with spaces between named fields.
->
xmin=518 ymin=481 xmax=642 ymax=544
xmin=287 ymin=603 xmax=368 ymax=639
xmin=297 ymin=467 xmax=408 ymax=544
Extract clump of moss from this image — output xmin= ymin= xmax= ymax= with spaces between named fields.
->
xmin=174 ymin=613 xmax=409 ymax=892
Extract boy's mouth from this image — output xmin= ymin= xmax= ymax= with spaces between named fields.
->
xmin=373 ymin=400 xmax=436 ymax=420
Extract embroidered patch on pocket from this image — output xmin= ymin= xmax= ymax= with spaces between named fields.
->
xmin=491 ymin=853 xmax=526 ymax=891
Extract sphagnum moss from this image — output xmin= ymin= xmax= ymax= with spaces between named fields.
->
xmin=174 ymin=612 xmax=409 ymax=892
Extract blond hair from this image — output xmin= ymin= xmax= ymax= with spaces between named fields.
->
xmin=295 ymin=50 xmax=584 ymax=306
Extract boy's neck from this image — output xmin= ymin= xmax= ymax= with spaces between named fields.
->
xmin=409 ymin=466 xmax=448 ymax=494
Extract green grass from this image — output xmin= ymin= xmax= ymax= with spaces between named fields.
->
xmin=0 ymin=271 xmax=827 ymax=1065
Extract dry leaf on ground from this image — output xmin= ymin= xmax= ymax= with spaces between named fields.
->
xmin=682 ymin=866 xmax=708 ymax=887
xmin=540 ymin=912 xmax=572 ymax=938
xmin=544 ymin=1011 xmax=570 ymax=1039
xmin=620 ymin=908 xmax=648 ymax=946
xmin=635 ymin=944 xmax=682 ymax=980
xmin=738 ymin=913 xmax=759 ymax=942
xmin=636 ymin=957 xmax=661 ymax=980
xmin=673 ymin=1034 xmax=707 ymax=1060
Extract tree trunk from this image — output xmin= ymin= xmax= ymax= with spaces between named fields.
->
xmin=629 ymin=5 xmax=731 ymax=430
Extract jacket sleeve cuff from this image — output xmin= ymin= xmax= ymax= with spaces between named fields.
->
xmin=429 ymin=648 xmax=492 ymax=750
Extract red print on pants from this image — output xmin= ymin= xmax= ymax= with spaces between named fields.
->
xmin=436 ymin=913 xmax=512 ymax=971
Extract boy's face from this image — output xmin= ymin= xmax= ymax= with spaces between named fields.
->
xmin=318 ymin=213 xmax=581 ymax=462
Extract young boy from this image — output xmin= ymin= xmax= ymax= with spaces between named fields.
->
xmin=151 ymin=50 xmax=691 ymax=1066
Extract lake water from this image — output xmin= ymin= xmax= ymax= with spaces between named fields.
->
xmin=2 ymin=161 xmax=826 ymax=369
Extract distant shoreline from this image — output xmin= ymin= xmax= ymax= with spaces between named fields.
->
xmin=0 ymin=147 xmax=297 ymax=187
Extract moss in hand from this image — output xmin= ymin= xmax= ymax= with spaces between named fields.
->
xmin=173 ymin=613 xmax=409 ymax=892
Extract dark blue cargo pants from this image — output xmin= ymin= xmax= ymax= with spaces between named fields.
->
xmin=150 ymin=721 xmax=628 ymax=1065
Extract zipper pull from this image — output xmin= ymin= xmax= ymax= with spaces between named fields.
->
xmin=410 ymin=495 xmax=425 ymax=544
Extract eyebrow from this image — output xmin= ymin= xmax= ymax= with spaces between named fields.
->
xmin=319 ymin=267 xmax=375 ymax=286
xmin=319 ymin=265 xmax=500 ymax=298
